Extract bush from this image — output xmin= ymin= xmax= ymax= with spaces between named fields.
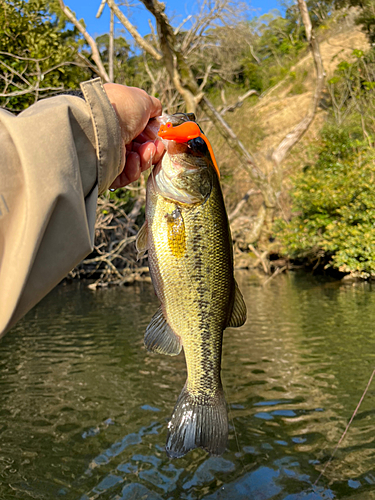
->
xmin=277 ymin=126 xmax=375 ymax=277
xmin=0 ymin=0 xmax=89 ymax=111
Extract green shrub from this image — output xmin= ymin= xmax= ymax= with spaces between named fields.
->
xmin=0 ymin=0 xmax=89 ymax=111
xmin=277 ymin=126 xmax=375 ymax=277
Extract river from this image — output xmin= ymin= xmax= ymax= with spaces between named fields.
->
xmin=0 ymin=271 xmax=375 ymax=499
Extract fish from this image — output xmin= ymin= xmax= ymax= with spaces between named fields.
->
xmin=136 ymin=112 xmax=247 ymax=458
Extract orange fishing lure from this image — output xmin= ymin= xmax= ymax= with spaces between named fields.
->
xmin=158 ymin=121 xmax=220 ymax=179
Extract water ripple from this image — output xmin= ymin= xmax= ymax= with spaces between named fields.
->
xmin=1 ymin=274 xmax=375 ymax=499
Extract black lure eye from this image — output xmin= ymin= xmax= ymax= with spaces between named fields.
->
xmin=188 ymin=136 xmax=207 ymax=154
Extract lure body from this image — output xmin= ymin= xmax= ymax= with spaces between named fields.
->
xmin=158 ymin=121 xmax=220 ymax=179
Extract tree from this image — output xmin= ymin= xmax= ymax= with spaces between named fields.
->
xmin=57 ymin=0 xmax=324 ymax=255
xmin=0 ymin=0 xmax=90 ymax=111
xmin=95 ymin=34 xmax=132 ymax=84
xmin=277 ymin=126 xmax=375 ymax=277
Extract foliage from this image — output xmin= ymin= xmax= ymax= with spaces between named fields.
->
xmin=0 ymin=0 xmax=316 ymax=111
xmin=277 ymin=126 xmax=375 ymax=276
xmin=95 ymin=33 xmax=145 ymax=87
xmin=0 ymin=0 xmax=90 ymax=111
xmin=239 ymin=11 xmax=307 ymax=91
xmin=331 ymin=0 xmax=375 ymax=46
xmin=327 ymin=48 xmax=375 ymax=136
xmin=353 ymin=0 xmax=375 ymax=44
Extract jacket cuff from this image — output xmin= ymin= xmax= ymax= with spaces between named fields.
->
xmin=80 ymin=78 xmax=123 ymax=194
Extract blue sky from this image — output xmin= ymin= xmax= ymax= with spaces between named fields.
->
xmin=65 ymin=0 xmax=282 ymax=42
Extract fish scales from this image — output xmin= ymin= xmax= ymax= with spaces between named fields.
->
xmin=138 ymin=113 xmax=247 ymax=458
xmin=147 ymin=175 xmax=234 ymax=399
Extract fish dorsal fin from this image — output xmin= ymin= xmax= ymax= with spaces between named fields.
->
xmin=145 ymin=306 xmax=182 ymax=356
xmin=136 ymin=221 xmax=149 ymax=260
xmin=227 ymin=281 xmax=247 ymax=328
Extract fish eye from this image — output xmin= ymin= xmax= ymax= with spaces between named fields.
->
xmin=188 ymin=136 xmax=207 ymax=154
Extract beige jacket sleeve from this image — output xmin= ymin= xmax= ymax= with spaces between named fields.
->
xmin=0 ymin=78 xmax=123 ymax=338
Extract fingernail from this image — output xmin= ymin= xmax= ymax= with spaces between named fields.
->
xmin=153 ymin=139 xmax=163 ymax=149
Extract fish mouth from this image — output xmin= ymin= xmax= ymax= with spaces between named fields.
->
xmin=155 ymin=113 xmax=197 ymax=128
xmin=149 ymin=112 xmax=207 ymax=204
xmin=152 ymin=113 xmax=201 ymax=158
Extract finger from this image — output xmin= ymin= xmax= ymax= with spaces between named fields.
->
xmin=133 ymin=140 xmax=165 ymax=170
xmin=134 ymin=131 xmax=151 ymax=144
xmin=109 ymin=152 xmax=141 ymax=189
xmin=123 ymin=151 xmax=141 ymax=184
xmin=140 ymin=143 xmax=154 ymax=172
xmin=145 ymin=118 xmax=162 ymax=139
xmin=154 ymin=139 xmax=165 ymax=160
xmin=122 ymin=87 xmax=161 ymax=118
xmin=132 ymin=142 xmax=156 ymax=173
xmin=134 ymin=121 xmax=161 ymax=143
xmin=149 ymin=95 xmax=162 ymax=118
xmin=109 ymin=173 xmax=128 ymax=190
xmin=109 ymin=169 xmax=130 ymax=189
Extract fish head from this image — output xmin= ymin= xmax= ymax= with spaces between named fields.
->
xmin=150 ymin=113 xmax=216 ymax=205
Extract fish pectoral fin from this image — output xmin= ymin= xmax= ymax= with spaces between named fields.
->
xmin=145 ymin=306 xmax=182 ymax=356
xmin=136 ymin=221 xmax=149 ymax=260
xmin=227 ymin=280 xmax=247 ymax=328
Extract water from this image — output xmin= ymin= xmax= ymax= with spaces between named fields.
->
xmin=1 ymin=272 xmax=375 ymax=500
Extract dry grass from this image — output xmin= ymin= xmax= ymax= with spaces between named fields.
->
xmin=204 ymin=26 xmax=369 ymax=213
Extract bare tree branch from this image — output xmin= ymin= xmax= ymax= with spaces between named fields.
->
xmin=109 ymin=8 xmax=114 ymax=81
xmin=77 ymin=52 xmax=104 ymax=78
xmin=148 ymin=19 xmax=159 ymax=49
xmin=0 ymin=85 xmax=64 ymax=98
xmin=0 ymin=52 xmax=86 ymax=103
xmin=0 ymin=51 xmax=50 ymax=62
xmin=219 ymin=89 xmax=259 ymax=115
xmin=247 ymin=42 xmax=261 ymax=65
xmin=0 ymin=60 xmax=32 ymax=87
xmin=106 ymin=0 xmax=162 ymax=61
xmin=198 ymin=63 xmax=213 ymax=92
xmin=228 ymin=188 xmax=260 ymax=222
xmin=249 ymin=244 xmax=270 ymax=274
xmin=58 ymin=0 xmax=110 ymax=82
xmin=262 ymin=265 xmax=287 ymax=285
xmin=174 ymin=14 xmax=193 ymax=35
xmin=34 ymin=60 xmax=88 ymax=77
xmin=199 ymin=96 xmax=265 ymax=183
xmin=96 ymin=0 xmax=107 ymax=18
xmin=271 ymin=0 xmax=325 ymax=168
xmin=221 ymin=88 xmax=227 ymax=105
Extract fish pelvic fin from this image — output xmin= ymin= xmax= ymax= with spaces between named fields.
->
xmin=136 ymin=221 xmax=149 ymax=260
xmin=227 ymin=280 xmax=247 ymax=328
xmin=145 ymin=306 xmax=182 ymax=356
xmin=166 ymin=386 xmax=228 ymax=459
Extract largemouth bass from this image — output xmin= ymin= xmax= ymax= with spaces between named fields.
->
xmin=136 ymin=113 xmax=247 ymax=458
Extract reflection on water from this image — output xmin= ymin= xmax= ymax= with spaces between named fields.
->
xmin=1 ymin=272 xmax=375 ymax=499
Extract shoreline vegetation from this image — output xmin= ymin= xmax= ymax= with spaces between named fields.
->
xmin=3 ymin=0 xmax=375 ymax=285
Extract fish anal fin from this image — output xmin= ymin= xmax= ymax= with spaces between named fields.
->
xmin=136 ymin=221 xmax=149 ymax=260
xmin=227 ymin=280 xmax=247 ymax=328
xmin=145 ymin=306 xmax=182 ymax=356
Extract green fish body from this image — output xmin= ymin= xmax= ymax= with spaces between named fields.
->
xmin=136 ymin=113 xmax=246 ymax=458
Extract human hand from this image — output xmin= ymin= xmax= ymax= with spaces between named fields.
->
xmin=104 ymin=83 xmax=165 ymax=189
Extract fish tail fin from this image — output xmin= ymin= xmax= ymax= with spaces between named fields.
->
xmin=166 ymin=385 xmax=228 ymax=459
